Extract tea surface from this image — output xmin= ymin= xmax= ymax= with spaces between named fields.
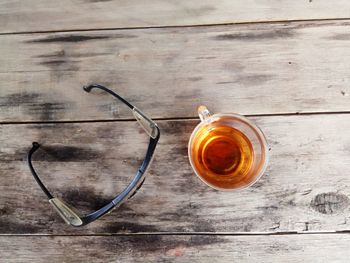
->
xmin=191 ymin=125 xmax=254 ymax=189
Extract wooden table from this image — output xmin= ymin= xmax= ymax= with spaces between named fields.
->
xmin=1 ymin=1 xmax=350 ymax=262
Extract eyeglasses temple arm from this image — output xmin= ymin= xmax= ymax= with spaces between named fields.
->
xmin=81 ymin=133 xmax=159 ymax=224
xmin=28 ymin=142 xmax=53 ymax=199
xmin=28 ymin=142 xmax=83 ymax=227
xmin=83 ymin=84 xmax=159 ymax=139
xmin=83 ymin=84 xmax=134 ymax=109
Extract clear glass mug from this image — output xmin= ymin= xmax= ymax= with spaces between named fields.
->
xmin=188 ymin=106 xmax=269 ymax=191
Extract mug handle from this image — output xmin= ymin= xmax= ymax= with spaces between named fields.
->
xmin=198 ymin=105 xmax=211 ymax=122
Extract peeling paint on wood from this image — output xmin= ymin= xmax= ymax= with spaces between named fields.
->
xmin=0 ymin=115 xmax=350 ymax=234
xmin=1 ymin=3 xmax=350 ymax=260
xmin=1 ymin=21 xmax=350 ymax=122
xmin=1 ymin=234 xmax=350 ymax=262
xmin=1 ymin=0 xmax=350 ymax=33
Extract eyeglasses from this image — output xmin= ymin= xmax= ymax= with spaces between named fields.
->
xmin=27 ymin=84 xmax=160 ymax=227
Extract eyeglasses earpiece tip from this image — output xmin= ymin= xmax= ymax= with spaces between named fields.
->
xmin=83 ymin=85 xmax=92 ymax=92
xmin=32 ymin=142 xmax=40 ymax=148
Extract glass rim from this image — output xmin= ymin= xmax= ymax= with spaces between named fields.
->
xmin=188 ymin=112 xmax=269 ymax=191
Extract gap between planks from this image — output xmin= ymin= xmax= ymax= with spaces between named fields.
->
xmin=1 ymin=111 xmax=350 ymax=126
xmin=2 ymin=230 xmax=350 ymax=237
xmin=0 ymin=17 xmax=350 ymax=36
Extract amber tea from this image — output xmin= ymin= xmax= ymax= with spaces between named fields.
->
xmin=188 ymin=106 xmax=268 ymax=190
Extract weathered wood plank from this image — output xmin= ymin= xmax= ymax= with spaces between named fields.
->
xmin=1 ymin=21 xmax=350 ymax=122
xmin=1 ymin=234 xmax=350 ymax=262
xmin=1 ymin=114 xmax=350 ymax=234
xmin=1 ymin=0 xmax=350 ymax=33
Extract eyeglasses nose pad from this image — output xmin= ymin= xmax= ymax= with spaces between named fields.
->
xmin=133 ymin=108 xmax=159 ymax=139
xmin=49 ymin=198 xmax=83 ymax=227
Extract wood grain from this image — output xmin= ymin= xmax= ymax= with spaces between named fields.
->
xmin=1 ymin=0 xmax=350 ymax=33
xmin=1 ymin=21 xmax=350 ymax=122
xmin=2 ymin=1 xmax=350 ymax=260
xmin=1 ymin=234 xmax=350 ymax=262
xmin=1 ymin=114 xmax=350 ymax=234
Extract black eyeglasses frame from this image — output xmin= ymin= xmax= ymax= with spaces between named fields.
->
xmin=27 ymin=84 xmax=160 ymax=227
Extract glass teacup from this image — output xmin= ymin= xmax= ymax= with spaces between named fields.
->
xmin=188 ymin=106 xmax=269 ymax=190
